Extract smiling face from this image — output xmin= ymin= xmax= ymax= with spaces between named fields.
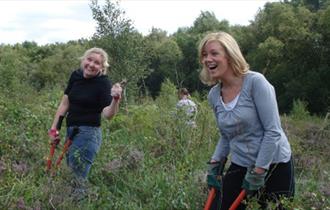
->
xmin=81 ymin=52 xmax=104 ymax=79
xmin=199 ymin=32 xmax=249 ymax=86
xmin=201 ymin=40 xmax=232 ymax=81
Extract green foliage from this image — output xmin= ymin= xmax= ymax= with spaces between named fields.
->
xmin=290 ymin=99 xmax=311 ymax=120
xmin=172 ymin=31 xmax=201 ymax=92
xmin=156 ymin=39 xmax=183 ymax=83
xmin=92 ymin=31 xmax=150 ymax=101
xmin=3 ymin=0 xmax=329 ymax=114
xmin=248 ymin=36 xmax=284 ymax=75
xmin=1 ymin=79 xmax=329 ymax=209
xmin=281 ymin=114 xmax=330 ymax=209
xmin=191 ymin=11 xmax=230 ymax=34
xmin=144 ymin=38 xmax=183 ymax=95
xmin=0 ymin=77 xmax=215 ymax=209
xmin=90 ymin=0 xmax=133 ymax=38
xmin=246 ymin=1 xmax=329 ymax=114
xmin=0 ymin=45 xmax=29 ymax=92
xmin=155 ymin=79 xmax=178 ymax=110
xmin=90 ymin=0 xmax=151 ymax=100
xmin=29 ymin=44 xmax=87 ymax=90
xmin=1 ymin=1 xmax=330 ymax=209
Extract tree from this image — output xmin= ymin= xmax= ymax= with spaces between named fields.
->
xmin=173 ymin=31 xmax=201 ymax=92
xmin=143 ymin=29 xmax=182 ymax=98
xmin=0 ymin=46 xmax=26 ymax=92
xmin=190 ymin=11 xmax=229 ymax=34
xmin=248 ymin=36 xmax=285 ymax=75
xmin=156 ymin=40 xmax=182 ymax=85
xmin=90 ymin=0 xmax=133 ymax=38
xmin=285 ymin=0 xmax=330 ymax=11
xmin=90 ymin=0 xmax=151 ymax=100
xmin=248 ymin=1 xmax=329 ymax=114
xmin=29 ymin=44 xmax=87 ymax=90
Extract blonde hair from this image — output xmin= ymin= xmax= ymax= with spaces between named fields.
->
xmin=80 ymin=47 xmax=109 ymax=75
xmin=198 ymin=32 xmax=249 ymax=86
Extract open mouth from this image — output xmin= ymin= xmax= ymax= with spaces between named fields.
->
xmin=86 ymin=67 xmax=96 ymax=73
xmin=208 ymin=64 xmax=217 ymax=70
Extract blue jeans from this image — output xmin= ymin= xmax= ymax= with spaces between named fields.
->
xmin=66 ymin=126 xmax=102 ymax=179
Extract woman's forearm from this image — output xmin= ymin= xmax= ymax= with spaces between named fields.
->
xmin=51 ymin=95 xmax=69 ymax=129
xmin=102 ymin=99 xmax=121 ymax=120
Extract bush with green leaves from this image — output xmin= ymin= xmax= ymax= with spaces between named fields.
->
xmin=1 ymin=78 xmax=329 ymax=209
xmin=290 ymin=99 xmax=310 ymax=120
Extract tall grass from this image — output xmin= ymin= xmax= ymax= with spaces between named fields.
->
xmin=0 ymin=81 xmax=329 ymax=209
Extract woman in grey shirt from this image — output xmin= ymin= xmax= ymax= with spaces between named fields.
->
xmin=199 ymin=32 xmax=294 ymax=209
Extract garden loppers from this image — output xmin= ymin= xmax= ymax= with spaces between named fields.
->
xmin=230 ymin=166 xmax=268 ymax=209
xmin=52 ymin=127 xmax=79 ymax=175
xmin=46 ymin=115 xmax=64 ymax=172
xmin=229 ymin=189 xmax=246 ymax=210
xmin=204 ymin=188 xmax=217 ymax=210
xmin=203 ymin=157 xmax=227 ymax=210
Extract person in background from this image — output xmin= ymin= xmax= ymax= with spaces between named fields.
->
xmin=48 ymin=47 xmax=122 ymax=199
xmin=176 ymin=88 xmax=197 ymax=128
xmin=199 ymin=32 xmax=294 ymax=209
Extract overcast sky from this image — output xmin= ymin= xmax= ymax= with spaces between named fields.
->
xmin=0 ymin=0 xmax=277 ymax=45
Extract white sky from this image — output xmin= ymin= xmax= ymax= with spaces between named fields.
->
xmin=0 ymin=0 xmax=277 ymax=45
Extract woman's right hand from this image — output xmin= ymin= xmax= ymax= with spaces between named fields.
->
xmin=48 ymin=128 xmax=60 ymax=145
xmin=111 ymin=83 xmax=123 ymax=101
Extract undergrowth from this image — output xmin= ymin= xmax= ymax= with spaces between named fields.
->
xmin=0 ymin=81 xmax=329 ymax=209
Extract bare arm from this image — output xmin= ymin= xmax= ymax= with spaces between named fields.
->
xmin=102 ymin=98 xmax=121 ymax=120
xmin=102 ymin=83 xmax=123 ymax=120
xmin=50 ymin=95 xmax=69 ymax=130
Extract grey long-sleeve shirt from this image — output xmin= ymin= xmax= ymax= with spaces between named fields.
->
xmin=208 ymin=71 xmax=291 ymax=170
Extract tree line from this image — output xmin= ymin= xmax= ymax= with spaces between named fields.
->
xmin=0 ymin=0 xmax=329 ymax=115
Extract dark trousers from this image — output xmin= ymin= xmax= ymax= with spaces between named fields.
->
xmin=219 ymin=158 xmax=295 ymax=210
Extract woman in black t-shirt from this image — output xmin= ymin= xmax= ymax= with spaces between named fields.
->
xmin=48 ymin=48 xmax=122 ymax=195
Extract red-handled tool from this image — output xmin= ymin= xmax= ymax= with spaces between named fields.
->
xmin=203 ymin=158 xmax=227 ymax=210
xmin=203 ymin=188 xmax=216 ymax=210
xmin=54 ymin=127 xmax=79 ymax=171
xmin=229 ymin=190 xmax=246 ymax=210
xmin=46 ymin=115 xmax=64 ymax=171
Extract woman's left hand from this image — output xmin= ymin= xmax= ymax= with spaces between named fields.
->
xmin=242 ymin=167 xmax=267 ymax=194
xmin=111 ymin=83 xmax=123 ymax=101
xmin=254 ymin=167 xmax=265 ymax=174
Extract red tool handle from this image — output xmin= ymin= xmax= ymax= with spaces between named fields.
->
xmin=203 ymin=158 xmax=227 ymax=209
xmin=46 ymin=115 xmax=64 ymax=171
xmin=46 ymin=144 xmax=56 ymax=170
xmin=54 ymin=127 xmax=79 ymax=169
xmin=203 ymin=188 xmax=216 ymax=210
xmin=55 ymin=139 xmax=72 ymax=168
xmin=229 ymin=190 xmax=246 ymax=210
